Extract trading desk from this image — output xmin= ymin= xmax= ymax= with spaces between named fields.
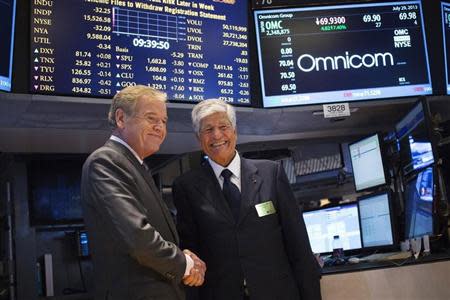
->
xmin=321 ymin=251 xmax=450 ymax=299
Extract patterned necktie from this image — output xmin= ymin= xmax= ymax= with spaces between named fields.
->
xmin=221 ymin=169 xmax=241 ymax=221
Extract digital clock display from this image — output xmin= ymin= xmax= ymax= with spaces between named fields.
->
xmin=30 ymin=0 xmax=250 ymax=105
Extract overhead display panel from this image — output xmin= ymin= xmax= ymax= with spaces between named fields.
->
xmin=0 ymin=0 xmax=16 ymax=92
xmin=30 ymin=0 xmax=250 ymax=105
xmin=254 ymin=1 xmax=432 ymax=108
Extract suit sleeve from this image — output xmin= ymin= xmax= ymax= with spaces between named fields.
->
xmin=172 ymin=178 xmax=201 ymax=300
xmin=82 ymin=155 xmax=186 ymax=282
xmin=275 ymin=162 xmax=322 ymax=300
xmin=172 ymin=178 xmax=200 ymax=252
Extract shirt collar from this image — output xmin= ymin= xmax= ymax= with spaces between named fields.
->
xmin=110 ymin=135 xmax=144 ymax=165
xmin=208 ymin=151 xmax=241 ymax=180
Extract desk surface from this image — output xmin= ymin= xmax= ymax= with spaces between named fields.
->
xmin=321 ymin=251 xmax=450 ymax=300
xmin=322 ymin=250 xmax=450 ymax=275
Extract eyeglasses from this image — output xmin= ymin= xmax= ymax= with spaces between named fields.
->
xmin=200 ymin=124 xmax=233 ymax=135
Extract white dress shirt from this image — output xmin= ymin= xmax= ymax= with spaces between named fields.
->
xmin=208 ymin=151 xmax=241 ymax=192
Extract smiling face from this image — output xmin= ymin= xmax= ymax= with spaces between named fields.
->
xmin=198 ymin=112 xmax=237 ymax=167
xmin=116 ymin=95 xmax=167 ymax=159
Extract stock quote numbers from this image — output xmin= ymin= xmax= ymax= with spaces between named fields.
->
xmin=31 ymin=0 xmax=250 ymax=105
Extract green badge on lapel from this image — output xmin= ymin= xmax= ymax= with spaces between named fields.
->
xmin=255 ymin=200 xmax=276 ymax=217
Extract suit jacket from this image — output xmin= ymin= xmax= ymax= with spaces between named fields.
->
xmin=81 ymin=140 xmax=186 ymax=300
xmin=172 ymin=157 xmax=321 ymax=300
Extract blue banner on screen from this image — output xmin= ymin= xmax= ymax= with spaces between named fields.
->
xmin=254 ymin=1 xmax=432 ymax=108
xmin=0 ymin=0 xmax=16 ymax=92
xmin=442 ymin=2 xmax=450 ymax=94
xmin=30 ymin=0 xmax=250 ymax=105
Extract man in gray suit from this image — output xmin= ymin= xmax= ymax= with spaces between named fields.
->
xmin=81 ymin=85 xmax=206 ymax=300
xmin=173 ymin=99 xmax=321 ymax=300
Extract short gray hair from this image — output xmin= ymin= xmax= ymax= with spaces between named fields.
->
xmin=191 ymin=99 xmax=236 ymax=134
xmin=108 ymin=85 xmax=166 ymax=129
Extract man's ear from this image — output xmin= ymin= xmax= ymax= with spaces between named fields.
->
xmin=115 ymin=108 xmax=126 ymax=129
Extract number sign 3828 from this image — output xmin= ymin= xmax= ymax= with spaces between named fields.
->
xmin=323 ymin=103 xmax=350 ymax=118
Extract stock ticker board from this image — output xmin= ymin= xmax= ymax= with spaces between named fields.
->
xmin=30 ymin=0 xmax=250 ymax=105
xmin=254 ymin=1 xmax=432 ymax=108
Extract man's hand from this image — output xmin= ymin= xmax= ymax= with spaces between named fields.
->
xmin=182 ymin=249 xmax=206 ymax=286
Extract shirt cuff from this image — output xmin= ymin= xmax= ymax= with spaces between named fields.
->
xmin=184 ymin=253 xmax=194 ymax=276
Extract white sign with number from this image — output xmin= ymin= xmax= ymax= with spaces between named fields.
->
xmin=323 ymin=103 xmax=351 ymax=118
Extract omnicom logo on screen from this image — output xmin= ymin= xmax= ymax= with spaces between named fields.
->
xmin=297 ymin=51 xmax=395 ymax=72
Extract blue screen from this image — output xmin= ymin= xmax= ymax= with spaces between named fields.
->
xmin=404 ymin=167 xmax=434 ymax=239
xmin=28 ymin=159 xmax=84 ymax=225
xmin=254 ymin=1 xmax=432 ymax=107
xmin=30 ymin=0 xmax=250 ymax=105
xmin=0 ymin=0 xmax=16 ymax=92
xmin=396 ymin=101 xmax=434 ymax=175
xmin=409 ymin=137 xmax=434 ymax=171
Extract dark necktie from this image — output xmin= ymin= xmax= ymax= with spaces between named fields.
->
xmin=221 ymin=169 xmax=241 ymax=221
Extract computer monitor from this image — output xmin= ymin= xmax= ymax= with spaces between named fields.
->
xmin=0 ymin=0 xmax=16 ymax=92
xmin=349 ymin=133 xmax=387 ymax=192
xmin=358 ymin=191 xmax=395 ymax=248
xmin=303 ymin=203 xmax=362 ymax=254
xmin=404 ymin=167 xmax=434 ymax=239
xmin=28 ymin=157 xmax=85 ymax=226
xmin=395 ymin=98 xmax=435 ymax=175
xmin=29 ymin=0 xmax=251 ymax=105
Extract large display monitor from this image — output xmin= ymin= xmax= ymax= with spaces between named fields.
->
xmin=0 ymin=0 xmax=16 ymax=92
xmin=254 ymin=1 xmax=432 ymax=107
xmin=349 ymin=133 xmax=387 ymax=192
xmin=404 ymin=167 xmax=434 ymax=239
xmin=358 ymin=191 xmax=395 ymax=248
xmin=30 ymin=0 xmax=250 ymax=105
xmin=442 ymin=2 xmax=450 ymax=94
xmin=303 ymin=203 xmax=362 ymax=254
xmin=28 ymin=158 xmax=85 ymax=226
xmin=395 ymin=98 xmax=435 ymax=175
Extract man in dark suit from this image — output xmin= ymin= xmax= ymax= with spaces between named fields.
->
xmin=81 ymin=85 xmax=206 ymax=300
xmin=172 ymin=99 xmax=321 ymax=300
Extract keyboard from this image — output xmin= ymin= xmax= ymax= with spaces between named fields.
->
xmin=360 ymin=251 xmax=411 ymax=262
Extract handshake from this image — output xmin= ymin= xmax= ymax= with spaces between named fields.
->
xmin=182 ymin=249 xmax=207 ymax=287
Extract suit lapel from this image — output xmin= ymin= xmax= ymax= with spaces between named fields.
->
xmin=192 ymin=163 xmax=235 ymax=223
xmin=105 ymin=140 xmax=180 ymax=244
xmin=139 ymin=165 xmax=180 ymax=244
xmin=239 ymin=158 xmax=262 ymax=225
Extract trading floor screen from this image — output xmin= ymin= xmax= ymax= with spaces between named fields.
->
xmin=30 ymin=0 xmax=250 ymax=105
